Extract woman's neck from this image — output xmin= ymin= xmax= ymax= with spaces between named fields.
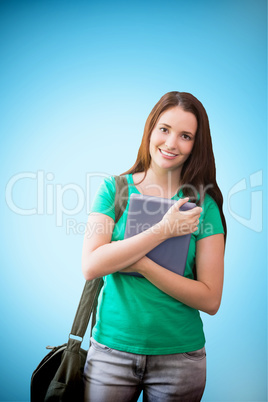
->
xmin=134 ymin=167 xmax=182 ymax=198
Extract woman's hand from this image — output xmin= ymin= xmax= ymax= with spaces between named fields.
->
xmin=159 ymin=198 xmax=202 ymax=238
xmin=120 ymin=256 xmax=148 ymax=274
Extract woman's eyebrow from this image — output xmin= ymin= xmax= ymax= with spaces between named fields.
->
xmin=159 ymin=122 xmax=195 ymax=136
xmin=159 ymin=123 xmax=172 ymax=128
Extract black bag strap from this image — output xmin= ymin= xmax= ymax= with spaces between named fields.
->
xmin=69 ymin=175 xmax=129 ymax=341
xmin=114 ymin=175 xmax=129 ymax=223
xmin=70 ymin=277 xmax=104 ymax=339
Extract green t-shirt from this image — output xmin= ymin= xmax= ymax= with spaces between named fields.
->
xmin=90 ymin=174 xmax=224 ymax=355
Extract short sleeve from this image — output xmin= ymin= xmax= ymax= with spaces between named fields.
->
xmin=196 ymin=194 xmax=225 ymax=241
xmin=90 ymin=176 xmax=116 ymax=221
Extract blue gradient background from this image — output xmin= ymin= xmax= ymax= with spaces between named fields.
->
xmin=0 ymin=1 xmax=267 ymax=401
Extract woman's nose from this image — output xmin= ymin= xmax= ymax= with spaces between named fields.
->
xmin=165 ymin=135 xmax=177 ymax=150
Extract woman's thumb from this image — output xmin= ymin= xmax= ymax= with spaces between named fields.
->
xmin=173 ymin=197 xmax=189 ymax=210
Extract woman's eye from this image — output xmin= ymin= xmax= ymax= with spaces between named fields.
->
xmin=160 ymin=127 xmax=168 ymax=133
xmin=182 ymin=134 xmax=191 ymax=140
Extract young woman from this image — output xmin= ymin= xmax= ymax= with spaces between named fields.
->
xmin=82 ymin=91 xmax=226 ymax=402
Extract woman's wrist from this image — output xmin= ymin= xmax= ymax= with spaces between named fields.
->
xmin=149 ymin=221 xmax=169 ymax=242
xmin=137 ymin=256 xmax=151 ymax=276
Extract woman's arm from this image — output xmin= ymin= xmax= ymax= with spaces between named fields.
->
xmin=82 ymin=198 xmax=202 ymax=280
xmin=82 ymin=212 xmax=166 ymax=280
xmin=123 ymin=233 xmax=224 ymax=315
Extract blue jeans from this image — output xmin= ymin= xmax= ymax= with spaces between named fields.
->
xmin=83 ymin=338 xmax=206 ymax=402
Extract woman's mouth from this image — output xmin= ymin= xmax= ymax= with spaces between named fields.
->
xmin=159 ymin=148 xmax=178 ymax=159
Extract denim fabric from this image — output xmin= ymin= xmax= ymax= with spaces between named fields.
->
xmin=83 ymin=338 xmax=206 ymax=402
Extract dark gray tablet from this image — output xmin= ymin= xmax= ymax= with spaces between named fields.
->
xmin=121 ymin=193 xmax=196 ymax=277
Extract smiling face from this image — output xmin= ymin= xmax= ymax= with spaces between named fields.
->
xmin=149 ymin=106 xmax=198 ymax=174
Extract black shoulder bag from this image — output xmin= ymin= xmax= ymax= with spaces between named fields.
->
xmin=30 ymin=175 xmax=129 ymax=402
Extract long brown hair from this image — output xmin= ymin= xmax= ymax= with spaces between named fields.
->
xmin=121 ymin=91 xmax=227 ymax=242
